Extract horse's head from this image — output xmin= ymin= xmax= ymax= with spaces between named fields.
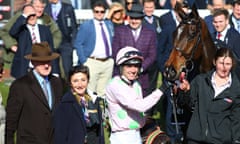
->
xmin=164 ymin=4 xmax=216 ymax=82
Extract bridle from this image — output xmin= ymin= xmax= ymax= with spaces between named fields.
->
xmin=175 ymin=19 xmax=202 ymax=73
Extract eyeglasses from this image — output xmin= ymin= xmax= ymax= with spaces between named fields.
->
xmin=94 ymin=10 xmax=105 ymax=14
xmin=114 ymin=9 xmax=123 ymax=14
xmin=126 ymin=2 xmax=136 ymax=5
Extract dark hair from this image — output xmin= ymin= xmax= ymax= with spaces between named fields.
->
xmin=68 ymin=65 xmax=90 ymax=84
xmin=232 ymin=0 xmax=240 ymax=6
xmin=92 ymin=0 xmax=108 ymax=10
xmin=212 ymin=8 xmax=229 ymax=19
xmin=125 ymin=0 xmax=139 ymax=10
xmin=214 ymin=47 xmax=236 ymax=67
xmin=31 ymin=0 xmax=47 ymax=4
xmin=22 ymin=4 xmax=34 ymax=12
xmin=143 ymin=0 xmax=155 ymax=5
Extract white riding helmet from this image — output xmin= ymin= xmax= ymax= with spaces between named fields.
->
xmin=116 ymin=46 xmax=144 ymax=66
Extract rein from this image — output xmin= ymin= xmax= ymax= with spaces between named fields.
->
xmin=184 ymin=31 xmax=201 ymax=72
xmin=177 ymin=20 xmax=202 ymax=74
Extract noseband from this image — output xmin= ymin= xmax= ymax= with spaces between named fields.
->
xmin=176 ymin=20 xmax=202 ymax=73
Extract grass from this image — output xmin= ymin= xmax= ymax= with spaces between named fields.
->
xmin=0 ymin=82 xmax=9 ymax=106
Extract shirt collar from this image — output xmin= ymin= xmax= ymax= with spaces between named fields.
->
xmin=27 ymin=24 xmax=38 ymax=29
xmin=131 ymin=25 xmax=142 ymax=33
xmin=33 ymin=70 xmax=49 ymax=85
xmin=144 ymin=16 xmax=153 ymax=21
xmin=211 ymin=71 xmax=232 ymax=87
xmin=120 ymin=75 xmax=135 ymax=86
xmin=219 ymin=24 xmax=230 ymax=39
xmin=51 ymin=0 xmax=62 ymax=8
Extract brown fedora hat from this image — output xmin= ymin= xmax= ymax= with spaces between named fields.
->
xmin=24 ymin=42 xmax=59 ymax=61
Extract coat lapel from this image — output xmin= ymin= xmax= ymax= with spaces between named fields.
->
xmin=28 ymin=72 xmax=51 ymax=109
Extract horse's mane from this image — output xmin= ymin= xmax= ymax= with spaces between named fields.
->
xmin=198 ymin=13 xmax=217 ymax=73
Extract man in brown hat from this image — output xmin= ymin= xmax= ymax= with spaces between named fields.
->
xmin=5 ymin=42 xmax=64 ymax=144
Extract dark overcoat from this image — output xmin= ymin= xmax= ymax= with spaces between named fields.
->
xmin=9 ymin=15 xmax=59 ymax=78
xmin=5 ymin=71 xmax=63 ymax=144
xmin=54 ymin=91 xmax=105 ymax=144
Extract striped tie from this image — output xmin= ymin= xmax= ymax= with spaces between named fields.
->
xmin=42 ymin=79 xmax=49 ymax=102
xmin=32 ymin=26 xmax=37 ymax=43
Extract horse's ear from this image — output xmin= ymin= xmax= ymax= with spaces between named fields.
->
xmin=174 ymin=1 xmax=188 ymax=20
xmin=190 ymin=3 xmax=199 ymax=18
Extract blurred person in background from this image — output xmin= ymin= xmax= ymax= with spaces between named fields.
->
xmin=229 ymin=0 xmax=240 ymax=34
xmin=124 ymin=0 xmax=139 ymax=24
xmin=211 ymin=8 xmax=240 ymax=57
xmin=74 ymin=0 xmax=114 ymax=97
xmin=9 ymin=4 xmax=60 ymax=79
xmin=204 ymin=0 xmax=226 ymax=34
xmin=106 ymin=2 xmax=125 ymax=27
xmin=0 ymin=0 xmax=62 ymax=74
xmin=45 ymin=0 xmax=78 ymax=79
xmin=207 ymin=0 xmax=233 ymax=10
xmin=142 ymin=0 xmax=161 ymax=97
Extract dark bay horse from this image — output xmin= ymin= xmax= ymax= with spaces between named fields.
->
xmin=164 ymin=3 xmax=217 ymax=82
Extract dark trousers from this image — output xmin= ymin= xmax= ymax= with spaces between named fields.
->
xmin=145 ymin=61 xmax=159 ymax=115
xmin=59 ymin=42 xmax=73 ymax=79
xmin=147 ymin=61 xmax=159 ymax=93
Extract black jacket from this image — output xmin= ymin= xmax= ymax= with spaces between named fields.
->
xmin=44 ymin=2 xmax=77 ymax=45
xmin=181 ymin=70 xmax=240 ymax=143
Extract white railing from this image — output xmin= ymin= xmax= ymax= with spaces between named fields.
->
xmin=72 ymin=9 xmax=213 ymax=65
xmin=0 ymin=9 xmax=226 ymax=66
xmin=74 ymin=9 xmax=212 ymax=24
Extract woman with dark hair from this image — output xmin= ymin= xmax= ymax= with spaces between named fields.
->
xmin=54 ymin=65 xmax=104 ymax=144
xmin=124 ymin=0 xmax=139 ymax=24
xmin=180 ymin=47 xmax=240 ymax=144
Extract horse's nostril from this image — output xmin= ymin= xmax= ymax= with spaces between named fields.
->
xmin=169 ymin=67 xmax=176 ymax=77
xmin=164 ymin=66 xmax=176 ymax=80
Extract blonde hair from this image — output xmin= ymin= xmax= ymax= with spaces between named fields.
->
xmin=109 ymin=2 xmax=125 ymax=19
